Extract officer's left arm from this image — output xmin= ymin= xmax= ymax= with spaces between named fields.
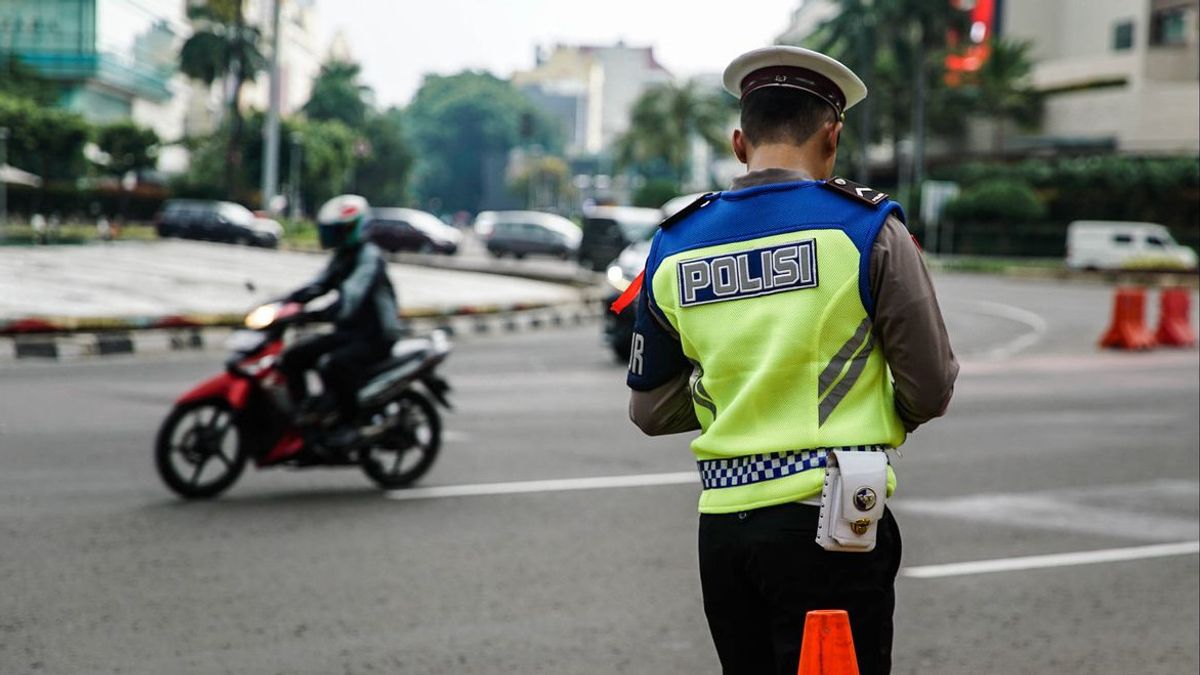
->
xmin=627 ymin=283 xmax=699 ymax=436
xmin=870 ymin=215 xmax=959 ymax=431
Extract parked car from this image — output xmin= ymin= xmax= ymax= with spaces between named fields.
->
xmin=1065 ymin=220 xmax=1197 ymax=271
xmin=155 ymin=199 xmax=280 ymax=248
xmin=368 ymin=207 xmax=461 ymax=255
xmin=476 ymin=210 xmax=581 ymax=260
xmin=577 ymin=205 xmax=663 ymax=271
xmin=602 ymin=194 xmax=705 ymax=360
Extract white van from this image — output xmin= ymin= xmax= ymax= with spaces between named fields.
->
xmin=1065 ymin=220 xmax=1197 ymax=271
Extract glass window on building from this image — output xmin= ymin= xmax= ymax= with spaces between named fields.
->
xmin=1112 ymin=20 xmax=1135 ymax=51
xmin=1150 ymin=6 xmax=1190 ymax=46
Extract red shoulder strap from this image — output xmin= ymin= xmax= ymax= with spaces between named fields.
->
xmin=609 ymin=270 xmax=644 ymax=314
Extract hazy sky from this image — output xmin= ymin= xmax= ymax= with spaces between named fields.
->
xmin=318 ymin=0 xmax=800 ymax=107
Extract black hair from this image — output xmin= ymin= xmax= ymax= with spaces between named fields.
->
xmin=739 ymin=87 xmax=839 ymax=146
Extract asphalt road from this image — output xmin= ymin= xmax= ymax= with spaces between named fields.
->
xmin=1 ymin=273 xmax=1197 ymax=675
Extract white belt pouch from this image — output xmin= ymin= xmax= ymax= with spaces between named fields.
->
xmin=815 ymin=449 xmax=889 ymax=552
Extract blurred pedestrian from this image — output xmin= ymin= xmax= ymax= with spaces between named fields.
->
xmin=625 ymin=46 xmax=958 ymax=675
xmin=96 ymin=216 xmax=112 ymax=243
xmin=30 ymin=213 xmax=47 ymax=245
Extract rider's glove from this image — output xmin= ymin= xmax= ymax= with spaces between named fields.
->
xmin=305 ymin=304 xmax=339 ymax=323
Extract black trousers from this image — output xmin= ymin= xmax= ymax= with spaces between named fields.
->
xmin=279 ymin=333 xmax=391 ymax=418
xmin=698 ymin=502 xmax=902 ymax=675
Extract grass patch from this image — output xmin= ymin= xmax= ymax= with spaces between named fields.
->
xmin=0 ymin=222 xmax=159 ymax=246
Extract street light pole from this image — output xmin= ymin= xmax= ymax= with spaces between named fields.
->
xmin=261 ymin=0 xmax=284 ymax=211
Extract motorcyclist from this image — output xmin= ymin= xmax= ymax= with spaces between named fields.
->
xmin=279 ymin=194 xmax=404 ymax=447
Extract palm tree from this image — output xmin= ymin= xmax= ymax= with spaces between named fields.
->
xmin=960 ymin=39 xmax=1043 ymax=155
xmin=810 ymin=0 xmax=968 ymax=191
xmin=614 ymin=82 xmax=733 ymax=191
xmin=179 ymin=0 xmax=265 ymax=199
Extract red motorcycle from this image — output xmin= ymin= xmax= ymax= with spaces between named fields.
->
xmin=155 ymin=301 xmax=452 ymax=499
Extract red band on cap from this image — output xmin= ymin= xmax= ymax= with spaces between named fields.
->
xmin=740 ymin=66 xmax=846 ymax=115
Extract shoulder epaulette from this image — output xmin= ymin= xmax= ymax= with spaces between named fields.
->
xmin=659 ymin=192 xmax=718 ymax=230
xmin=821 ymin=177 xmax=888 ymax=207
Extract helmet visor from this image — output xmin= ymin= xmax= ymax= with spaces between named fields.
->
xmin=318 ymin=222 xmax=350 ymax=249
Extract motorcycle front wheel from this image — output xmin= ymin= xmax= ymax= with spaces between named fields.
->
xmin=155 ymin=399 xmax=248 ymax=499
xmin=360 ymin=390 xmax=441 ymax=490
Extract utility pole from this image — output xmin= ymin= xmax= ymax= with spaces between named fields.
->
xmin=0 ymin=127 xmax=8 ymax=240
xmin=288 ymin=131 xmax=302 ymax=220
xmin=261 ymin=0 xmax=284 ymax=211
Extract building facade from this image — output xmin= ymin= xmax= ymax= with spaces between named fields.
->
xmin=513 ymin=42 xmax=673 ymax=157
xmin=1 ymin=0 xmax=187 ymax=139
xmin=776 ymin=0 xmax=1200 ymax=157
xmin=1001 ymin=0 xmax=1199 ymax=155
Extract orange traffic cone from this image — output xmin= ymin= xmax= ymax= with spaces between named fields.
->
xmin=1099 ymin=287 xmax=1156 ymax=350
xmin=797 ymin=610 xmax=859 ymax=675
xmin=1155 ymin=287 xmax=1196 ymax=348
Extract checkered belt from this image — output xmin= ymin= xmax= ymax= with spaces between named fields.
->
xmin=696 ymin=445 xmax=887 ymax=490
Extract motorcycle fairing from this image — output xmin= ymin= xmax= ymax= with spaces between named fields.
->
xmin=176 ymin=372 xmax=252 ymax=409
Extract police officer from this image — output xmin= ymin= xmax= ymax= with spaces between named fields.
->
xmin=625 ymin=46 xmax=958 ymax=675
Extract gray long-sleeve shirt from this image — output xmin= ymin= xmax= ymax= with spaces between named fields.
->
xmin=629 ymin=168 xmax=958 ymax=435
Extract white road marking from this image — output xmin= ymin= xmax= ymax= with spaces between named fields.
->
xmin=969 ymin=300 xmax=1049 ymax=360
xmin=386 ymin=471 xmax=698 ymax=501
xmin=896 ymin=480 xmax=1200 ymax=542
xmin=903 ymin=540 xmax=1200 ymax=579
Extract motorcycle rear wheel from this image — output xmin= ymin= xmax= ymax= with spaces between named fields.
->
xmin=155 ymin=399 xmax=248 ymax=499
xmin=360 ymin=391 xmax=441 ymax=490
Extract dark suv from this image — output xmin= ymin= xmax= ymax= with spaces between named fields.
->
xmin=155 ymin=200 xmax=281 ymax=247
xmin=577 ymin=205 xmax=661 ymax=271
xmin=476 ymin=211 xmax=580 ymax=260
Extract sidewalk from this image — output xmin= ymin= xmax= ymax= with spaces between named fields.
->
xmin=0 ymin=241 xmax=585 ymax=333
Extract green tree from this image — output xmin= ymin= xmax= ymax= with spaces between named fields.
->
xmin=0 ymin=96 xmax=88 ymax=182
xmin=303 ymin=60 xmax=372 ymax=128
xmin=808 ymin=0 xmax=970 ymax=187
xmin=509 ymin=155 xmax=572 ymax=210
xmin=614 ymin=81 xmax=733 ymax=191
xmin=186 ymin=113 xmax=358 ymax=213
xmin=178 ymin=0 xmax=265 ymax=200
xmin=94 ymin=120 xmax=160 ymax=176
xmin=958 ymin=39 xmax=1043 ymax=154
xmin=353 ymin=108 xmax=413 ymax=206
xmin=0 ymin=55 xmax=59 ymax=106
xmin=405 ymin=71 xmax=560 ymax=213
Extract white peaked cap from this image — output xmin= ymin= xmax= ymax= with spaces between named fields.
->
xmin=722 ymin=46 xmax=867 ymax=116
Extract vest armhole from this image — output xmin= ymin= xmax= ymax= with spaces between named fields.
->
xmin=858 ymin=203 xmax=905 ymax=318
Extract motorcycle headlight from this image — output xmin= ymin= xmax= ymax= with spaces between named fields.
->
xmin=606 ymin=265 xmax=630 ymax=292
xmin=245 ymin=303 xmax=279 ymax=329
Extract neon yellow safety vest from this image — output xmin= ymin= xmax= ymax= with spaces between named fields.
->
xmin=641 ymin=181 xmax=906 ymax=514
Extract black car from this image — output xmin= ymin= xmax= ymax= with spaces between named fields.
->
xmin=577 ymin=205 xmax=662 ymax=271
xmin=155 ymin=199 xmax=281 ymax=247
xmin=475 ymin=211 xmax=580 ymax=260
xmin=368 ymin=207 xmax=461 ymax=254
xmin=601 ymin=195 xmax=704 ymax=360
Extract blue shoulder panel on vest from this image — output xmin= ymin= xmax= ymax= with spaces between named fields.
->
xmin=645 ymin=180 xmax=904 ymax=318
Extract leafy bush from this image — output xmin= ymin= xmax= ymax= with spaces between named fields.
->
xmin=942 ymin=179 xmax=1045 ymax=224
xmin=932 ymin=156 xmax=1200 ymax=246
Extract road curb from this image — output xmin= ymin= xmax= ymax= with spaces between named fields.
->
xmin=0 ymin=298 xmax=606 ymax=363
